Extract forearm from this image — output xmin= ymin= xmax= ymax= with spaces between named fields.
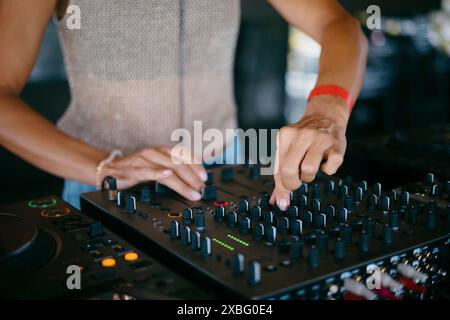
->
xmin=311 ymin=18 xmax=368 ymax=115
xmin=0 ymin=93 xmax=108 ymax=185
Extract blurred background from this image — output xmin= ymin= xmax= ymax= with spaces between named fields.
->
xmin=1 ymin=0 xmax=450 ymax=204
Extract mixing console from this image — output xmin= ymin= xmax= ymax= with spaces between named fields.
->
xmin=81 ymin=165 xmax=450 ymax=300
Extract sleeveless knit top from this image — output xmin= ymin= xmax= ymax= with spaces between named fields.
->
xmin=56 ymin=0 xmax=240 ymax=154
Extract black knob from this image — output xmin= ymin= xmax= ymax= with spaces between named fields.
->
xmin=368 ymin=194 xmax=378 ymax=209
xmin=195 ymin=211 xmax=206 ymax=230
xmin=170 ymin=220 xmax=180 ymax=239
xmin=401 ymin=191 xmax=410 ymax=206
xmin=249 ymin=166 xmax=260 ymax=180
xmin=298 ymin=195 xmax=308 ymax=209
xmin=338 ymin=185 xmax=349 ymax=199
xmin=358 ymin=180 xmax=368 ymax=192
xmin=339 ymin=208 xmax=349 ymax=224
xmin=325 ymin=205 xmax=336 ymax=220
xmin=312 ymin=184 xmax=321 ymax=200
xmin=182 ymin=208 xmax=193 ymax=225
xmin=89 ymin=222 xmax=103 ymax=238
xmin=308 ymin=246 xmax=320 ymax=268
xmin=318 ymin=231 xmax=328 ymax=252
xmin=126 ymin=195 xmax=137 ymax=213
xmin=382 ymin=224 xmax=393 ymax=245
xmin=202 ymin=185 xmax=217 ymax=200
xmin=251 ymin=205 xmax=262 ymax=220
xmin=278 ymin=239 xmax=292 ymax=254
xmin=231 ymin=253 xmax=245 ymax=276
xmin=278 ymin=217 xmax=289 ymax=234
xmin=248 ymin=261 xmax=261 ymax=286
xmin=291 ymin=219 xmax=303 ymax=236
xmin=117 ymin=191 xmax=125 ymax=207
xmin=311 ymin=199 xmax=321 ymax=213
xmin=181 ymin=226 xmax=191 ymax=246
xmin=259 ymin=192 xmax=270 ymax=210
xmin=389 ymin=211 xmax=399 ymax=230
xmin=253 ymin=223 xmax=264 ymax=241
xmin=240 ymin=217 xmax=251 ymax=235
xmin=325 ymin=180 xmax=335 ymax=194
xmin=381 ymin=196 xmax=390 ymax=212
xmin=334 ymin=238 xmax=346 ymax=260
xmin=191 ymin=231 xmax=201 ymax=250
xmin=366 ymin=218 xmax=376 ymax=237
xmin=430 ymin=184 xmax=439 ymax=197
xmin=201 ymin=236 xmax=212 ymax=256
xmin=265 ymin=225 xmax=277 ymax=244
xmin=344 ymin=195 xmax=353 ymax=212
xmin=359 ymin=231 xmax=370 ymax=253
xmin=288 ymin=205 xmax=299 ymax=220
xmin=354 ymin=187 xmax=364 ymax=202
xmin=426 ymin=211 xmax=437 ymax=230
xmin=220 ymin=167 xmax=233 ymax=182
xmin=313 ymin=213 xmax=327 ymax=229
xmin=372 ymin=182 xmax=382 ymax=197
xmin=342 ymin=224 xmax=352 ymax=244
xmin=388 ymin=190 xmax=397 ymax=202
xmin=303 ymin=211 xmax=313 ymax=224
xmin=214 ymin=206 xmax=226 ymax=223
xmin=425 ymin=172 xmax=435 ymax=185
xmin=155 ymin=182 xmax=169 ymax=194
xmin=264 ymin=211 xmax=275 ymax=225
xmin=140 ymin=186 xmax=151 ymax=203
xmin=239 ymin=199 xmax=249 ymax=215
xmin=299 ymin=183 xmax=308 ymax=196
xmin=227 ymin=211 xmax=238 ymax=228
xmin=407 ymin=205 xmax=418 ymax=225
xmin=292 ymin=239 xmax=303 ymax=260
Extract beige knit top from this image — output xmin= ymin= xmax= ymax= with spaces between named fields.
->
xmin=55 ymin=0 xmax=239 ymax=154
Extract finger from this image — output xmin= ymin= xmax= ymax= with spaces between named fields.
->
xmin=141 ymin=149 xmax=205 ymax=191
xmin=320 ymin=148 xmax=344 ymax=175
xmin=167 ymin=145 xmax=208 ymax=182
xmin=270 ymin=171 xmax=291 ymax=211
xmin=158 ymin=175 xmax=202 ymax=201
xmin=106 ymin=166 xmax=173 ymax=190
xmin=280 ymin=131 xmax=314 ymax=190
xmin=300 ymin=138 xmax=333 ymax=182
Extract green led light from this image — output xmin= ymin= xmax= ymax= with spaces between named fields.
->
xmin=212 ymin=238 xmax=235 ymax=251
xmin=227 ymin=234 xmax=250 ymax=247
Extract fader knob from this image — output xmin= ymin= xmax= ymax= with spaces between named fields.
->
xmin=240 ymin=217 xmax=251 ymax=235
xmin=182 ymin=208 xmax=193 ymax=225
xmin=195 ymin=211 xmax=206 ymax=230
xmin=359 ymin=231 xmax=370 ymax=253
xmin=140 ymin=186 xmax=151 ymax=203
xmin=382 ymin=224 xmax=393 ymax=245
xmin=220 ymin=167 xmax=233 ymax=182
xmin=170 ymin=220 xmax=180 ymax=239
xmin=181 ymin=226 xmax=191 ymax=246
xmin=291 ymin=219 xmax=303 ymax=236
xmin=214 ymin=206 xmax=226 ymax=223
xmin=232 ymin=253 xmax=245 ymax=276
xmin=248 ymin=261 xmax=261 ymax=286
xmin=117 ymin=191 xmax=125 ymax=208
xmin=201 ymin=236 xmax=212 ymax=256
xmin=126 ymin=195 xmax=137 ymax=213
xmin=291 ymin=239 xmax=303 ymax=260
xmin=334 ymin=238 xmax=346 ymax=260
xmin=308 ymin=246 xmax=320 ymax=268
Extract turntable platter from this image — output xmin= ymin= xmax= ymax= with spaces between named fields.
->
xmin=0 ymin=213 xmax=38 ymax=260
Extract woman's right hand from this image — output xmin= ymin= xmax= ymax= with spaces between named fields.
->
xmin=102 ymin=146 xmax=208 ymax=201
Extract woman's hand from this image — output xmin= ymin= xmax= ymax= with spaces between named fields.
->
xmin=270 ymin=95 xmax=350 ymax=210
xmin=102 ymin=146 xmax=207 ymax=201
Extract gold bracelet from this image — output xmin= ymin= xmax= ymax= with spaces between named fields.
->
xmin=96 ymin=150 xmax=123 ymax=190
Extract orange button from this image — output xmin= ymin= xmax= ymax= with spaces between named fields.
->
xmin=124 ymin=252 xmax=139 ymax=262
xmin=101 ymin=258 xmax=116 ymax=268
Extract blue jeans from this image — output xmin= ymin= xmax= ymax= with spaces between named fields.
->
xmin=62 ymin=138 xmax=243 ymax=209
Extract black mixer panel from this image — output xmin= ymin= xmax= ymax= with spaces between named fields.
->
xmin=81 ymin=165 xmax=450 ymax=300
xmin=0 ymin=196 xmax=211 ymax=299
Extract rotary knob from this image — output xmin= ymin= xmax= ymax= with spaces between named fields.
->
xmin=248 ymin=261 xmax=261 ymax=286
xmin=140 ymin=186 xmax=151 ymax=203
xmin=359 ymin=231 xmax=370 ymax=253
xmin=311 ymin=199 xmax=321 ymax=213
xmin=381 ymin=196 xmax=390 ymax=212
xmin=117 ymin=191 xmax=125 ymax=208
xmin=215 ymin=206 xmax=226 ymax=223
xmin=181 ymin=226 xmax=191 ymax=246
xmin=389 ymin=211 xmax=399 ymax=230
xmin=342 ymin=224 xmax=352 ymax=244
xmin=170 ymin=220 xmax=180 ymax=239
xmin=195 ymin=211 xmax=206 ymax=231
xmin=227 ymin=211 xmax=238 ymax=228
xmin=288 ymin=205 xmax=299 ymax=220
xmin=313 ymin=213 xmax=327 ymax=229
xmin=240 ymin=217 xmax=251 ymax=235
xmin=308 ymin=246 xmax=320 ymax=268
xmin=382 ymin=224 xmax=394 ymax=245
xmin=344 ymin=195 xmax=353 ymax=212
xmin=278 ymin=217 xmax=289 ymax=234
xmin=334 ymin=237 xmax=346 ymax=260
xmin=354 ymin=187 xmax=364 ymax=203
xmin=372 ymin=182 xmax=382 ymax=197
xmin=265 ymin=225 xmax=277 ymax=244
xmin=200 ymin=236 xmax=212 ymax=256
xmin=264 ymin=211 xmax=275 ymax=225
xmin=318 ymin=231 xmax=328 ymax=252
xmin=339 ymin=208 xmax=349 ymax=224
xmin=291 ymin=239 xmax=303 ymax=260
xmin=191 ymin=231 xmax=201 ymax=250
xmin=239 ymin=199 xmax=250 ymax=215
xmin=291 ymin=219 xmax=303 ymax=237
xmin=253 ymin=223 xmax=265 ymax=241
xmin=231 ymin=253 xmax=245 ymax=276
xmin=312 ymin=184 xmax=321 ymax=200
xmin=182 ymin=208 xmax=193 ymax=225
xmin=325 ymin=180 xmax=335 ymax=194
xmin=126 ymin=195 xmax=137 ymax=214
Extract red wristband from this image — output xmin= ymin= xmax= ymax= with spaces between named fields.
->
xmin=308 ymin=85 xmax=355 ymax=112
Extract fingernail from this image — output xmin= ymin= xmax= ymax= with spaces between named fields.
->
xmin=161 ymin=169 xmax=172 ymax=177
xmin=278 ymin=198 xmax=288 ymax=211
xmin=199 ymin=171 xmax=208 ymax=182
xmin=189 ymin=191 xmax=202 ymax=201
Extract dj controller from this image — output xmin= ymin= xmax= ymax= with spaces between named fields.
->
xmin=0 ymin=196 xmax=211 ymax=299
xmin=1 ymin=165 xmax=449 ymax=300
xmin=75 ymin=165 xmax=450 ymax=300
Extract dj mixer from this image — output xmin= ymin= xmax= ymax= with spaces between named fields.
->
xmin=80 ymin=165 xmax=450 ymax=300
xmin=0 ymin=196 xmax=211 ymax=299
